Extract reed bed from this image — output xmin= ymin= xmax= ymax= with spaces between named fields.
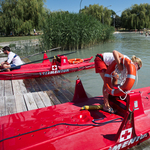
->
xmin=41 ymin=12 xmax=114 ymax=50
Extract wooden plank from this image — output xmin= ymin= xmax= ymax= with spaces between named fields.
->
xmin=47 ymin=86 xmax=69 ymax=103
xmin=14 ymin=94 xmax=27 ymax=112
xmin=49 ymin=75 xmax=61 ymax=86
xmin=12 ymin=80 xmax=23 ymax=95
xmin=34 ymin=78 xmax=61 ymax=104
xmin=46 ymin=90 xmax=60 ymax=105
xmin=0 ymin=80 xmax=5 ymax=96
xmin=59 ymin=75 xmax=75 ymax=94
xmin=0 ymin=96 xmax=6 ymax=116
xmin=28 ymin=78 xmax=42 ymax=92
xmin=17 ymin=80 xmax=28 ymax=94
xmin=41 ymin=77 xmax=69 ymax=103
xmin=34 ymin=78 xmax=49 ymax=91
xmin=44 ymin=76 xmax=71 ymax=102
xmin=23 ymin=79 xmax=36 ymax=93
xmin=32 ymin=92 xmax=45 ymax=108
xmin=38 ymin=91 xmax=52 ymax=107
xmin=59 ymin=75 xmax=72 ymax=83
xmin=4 ymin=80 xmax=13 ymax=96
xmin=5 ymin=95 xmax=17 ymax=115
xmin=59 ymin=75 xmax=92 ymax=98
xmin=23 ymin=93 xmax=37 ymax=110
xmin=51 ymin=76 xmax=74 ymax=101
xmin=32 ymin=76 xmax=61 ymax=105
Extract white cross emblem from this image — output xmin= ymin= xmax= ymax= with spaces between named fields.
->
xmin=120 ymin=127 xmax=132 ymax=142
xmin=52 ymin=65 xmax=57 ymax=70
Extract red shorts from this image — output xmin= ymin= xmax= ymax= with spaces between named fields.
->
xmin=94 ymin=54 xmax=107 ymax=73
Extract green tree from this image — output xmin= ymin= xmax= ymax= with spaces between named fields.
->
xmin=80 ymin=4 xmax=112 ymax=26
xmin=0 ymin=0 xmax=46 ymax=36
xmin=121 ymin=3 xmax=150 ymax=30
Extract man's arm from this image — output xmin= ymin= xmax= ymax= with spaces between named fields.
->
xmin=113 ymin=50 xmax=124 ymax=71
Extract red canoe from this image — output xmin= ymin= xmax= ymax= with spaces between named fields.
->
xmin=0 ymin=53 xmax=94 ymax=80
xmin=0 ymin=78 xmax=150 ymax=150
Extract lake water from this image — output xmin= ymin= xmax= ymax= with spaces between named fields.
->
xmin=30 ymin=33 xmax=150 ymax=97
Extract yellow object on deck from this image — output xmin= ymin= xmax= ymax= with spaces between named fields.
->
xmin=81 ymin=105 xmax=103 ymax=110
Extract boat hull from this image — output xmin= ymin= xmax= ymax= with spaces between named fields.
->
xmin=0 ymin=79 xmax=150 ymax=150
xmin=0 ymin=54 xmax=94 ymax=80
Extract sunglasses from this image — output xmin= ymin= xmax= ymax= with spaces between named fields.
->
xmin=137 ymin=64 xmax=141 ymax=70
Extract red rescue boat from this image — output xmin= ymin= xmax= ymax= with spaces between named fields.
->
xmin=0 ymin=53 xmax=94 ymax=80
xmin=0 ymin=78 xmax=150 ymax=150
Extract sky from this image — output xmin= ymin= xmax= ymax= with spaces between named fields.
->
xmin=44 ymin=0 xmax=150 ymax=16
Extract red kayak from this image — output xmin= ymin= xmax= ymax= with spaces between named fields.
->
xmin=0 ymin=78 xmax=150 ymax=150
xmin=0 ymin=53 xmax=94 ymax=80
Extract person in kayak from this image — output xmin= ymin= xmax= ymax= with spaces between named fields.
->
xmin=1 ymin=46 xmax=23 ymax=71
xmin=94 ymin=50 xmax=142 ymax=113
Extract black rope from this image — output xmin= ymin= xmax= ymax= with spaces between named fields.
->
xmin=92 ymin=117 xmax=123 ymax=124
xmin=0 ymin=117 xmax=123 ymax=142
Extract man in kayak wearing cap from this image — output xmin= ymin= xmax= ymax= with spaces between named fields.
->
xmin=1 ymin=46 xmax=23 ymax=71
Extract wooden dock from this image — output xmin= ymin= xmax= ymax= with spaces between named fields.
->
xmin=0 ymin=57 xmax=76 ymax=116
xmin=0 ymin=75 xmax=76 ymax=116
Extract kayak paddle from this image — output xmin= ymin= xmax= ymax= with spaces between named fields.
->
xmin=21 ymin=47 xmax=61 ymax=59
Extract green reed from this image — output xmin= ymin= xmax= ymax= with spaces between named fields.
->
xmin=41 ymin=12 xmax=114 ymax=50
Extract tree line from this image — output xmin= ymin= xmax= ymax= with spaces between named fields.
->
xmin=0 ymin=0 xmax=47 ymax=36
xmin=0 ymin=1 xmax=150 ymax=50
xmin=1 ymin=1 xmax=149 ymax=36
xmin=80 ymin=3 xmax=150 ymax=30
xmin=121 ymin=3 xmax=150 ymax=30
xmin=80 ymin=4 xmax=112 ymax=26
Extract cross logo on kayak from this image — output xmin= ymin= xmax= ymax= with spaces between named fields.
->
xmin=120 ymin=127 xmax=132 ymax=142
xmin=52 ymin=65 xmax=57 ymax=70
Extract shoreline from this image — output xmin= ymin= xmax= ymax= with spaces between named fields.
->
xmin=0 ymin=31 xmax=144 ymax=47
xmin=113 ymin=31 xmax=140 ymax=34
xmin=0 ymin=39 xmax=39 ymax=47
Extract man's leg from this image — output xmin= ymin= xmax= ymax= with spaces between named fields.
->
xmin=3 ymin=64 xmax=11 ymax=71
xmin=99 ymin=72 xmax=110 ymax=108
xmin=100 ymin=72 xmax=115 ymax=113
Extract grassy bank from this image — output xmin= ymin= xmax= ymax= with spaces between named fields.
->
xmin=0 ymin=35 xmax=41 ymax=43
